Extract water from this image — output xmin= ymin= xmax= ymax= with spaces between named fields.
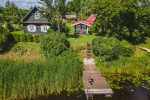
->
xmin=35 ymin=87 xmax=150 ymax=100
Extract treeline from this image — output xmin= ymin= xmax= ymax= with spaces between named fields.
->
xmin=0 ymin=0 xmax=27 ymax=24
xmin=66 ymin=0 xmax=150 ymax=43
xmin=88 ymin=0 xmax=150 ymax=43
xmin=0 ymin=1 xmax=28 ymax=52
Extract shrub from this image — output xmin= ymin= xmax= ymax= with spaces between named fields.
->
xmin=0 ymin=44 xmax=4 ymax=51
xmin=20 ymin=34 xmax=27 ymax=42
xmin=12 ymin=34 xmax=20 ymax=42
xmin=33 ymin=35 xmax=40 ymax=43
xmin=92 ymin=37 xmax=135 ymax=61
xmin=92 ymin=37 xmax=122 ymax=61
xmin=12 ymin=24 xmax=22 ymax=31
xmin=26 ymin=34 xmax=33 ymax=42
xmin=119 ymin=47 xmax=134 ymax=57
xmin=40 ymin=31 xmax=70 ymax=58
xmin=0 ymin=25 xmax=9 ymax=52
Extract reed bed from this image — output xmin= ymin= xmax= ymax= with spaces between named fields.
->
xmin=0 ymin=51 xmax=83 ymax=100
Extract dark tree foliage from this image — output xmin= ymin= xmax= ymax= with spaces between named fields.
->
xmin=40 ymin=30 xmax=70 ymax=58
xmin=88 ymin=0 xmax=150 ymax=44
xmin=0 ymin=0 xmax=27 ymax=28
xmin=0 ymin=25 xmax=9 ymax=51
xmin=39 ymin=0 xmax=67 ymax=32
xmin=66 ymin=0 xmax=91 ymax=20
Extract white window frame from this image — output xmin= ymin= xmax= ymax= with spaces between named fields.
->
xmin=41 ymin=25 xmax=50 ymax=32
xmin=27 ymin=25 xmax=36 ymax=32
xmin=35 ymin=12 xmax=40 ymax=19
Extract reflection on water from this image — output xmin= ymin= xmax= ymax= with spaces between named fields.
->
xmin=35 ymin=87 xmax=150 ymax=100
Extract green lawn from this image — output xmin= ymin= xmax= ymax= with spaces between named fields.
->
xmin=0 ymin=42 xmax=43 ymax=61
xmin=68 ymin=34 xmax=97 ymax=49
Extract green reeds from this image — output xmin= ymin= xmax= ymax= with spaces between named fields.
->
xmin=0 ymin=51 xmax=83 ymax=99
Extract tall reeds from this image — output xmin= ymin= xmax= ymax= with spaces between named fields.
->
xmin=0 ymin=51 xmax=83 ymax=99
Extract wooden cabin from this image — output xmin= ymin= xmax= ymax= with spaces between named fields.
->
xmin=20 ymin=7 xmax=50 ymax=34
xmin=73 ymin=14 xmax=97 ymax=34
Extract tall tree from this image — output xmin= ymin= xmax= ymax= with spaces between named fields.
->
xmin=88 ymin=0 xmax=150 ymax=43
xmin=66 ymin=0 xmax=91 ymax=20
xmin=39 ymin=0 xmax=67 ymax=32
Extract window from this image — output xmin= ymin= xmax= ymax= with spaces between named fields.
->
xmin=35 ymin=12 xmax=40 ymax=19
xmin=41 ymin=25 xmax=50 ymax=32
xmin=27 ymin=25 xmax=36 ymax=32
xmin=82 ymin=25 xmax=87 ymax=30
xmin=76 ymin=25 xmax=81 ymax=29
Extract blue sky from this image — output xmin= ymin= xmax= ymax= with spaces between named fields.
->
xmin=0 ymin=0 xmax=71 ymax=9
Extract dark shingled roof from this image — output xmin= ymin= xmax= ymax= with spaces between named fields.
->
xmin=20 ymin=6 xmax=49 ymax=24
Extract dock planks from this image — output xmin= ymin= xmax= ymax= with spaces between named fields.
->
xmin=83 ymin=43 xmax=113 ymax=99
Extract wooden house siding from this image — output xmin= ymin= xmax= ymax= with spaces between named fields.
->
xmin=23 ymin=23 xmax=50 ymax=34
xmin=21 ymin=7 xmax=50 ymax=34
xmin=74 ymin=24 xmax=88 ymax=34
xmin=73 ymin=14 xmax=97 ymax=34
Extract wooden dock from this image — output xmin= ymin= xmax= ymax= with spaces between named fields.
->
xmin=82 ymin=43 xmax=113 ymax=100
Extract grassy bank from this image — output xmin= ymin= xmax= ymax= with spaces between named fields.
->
xmin=95 ymin=50 xmax=150 ymax=89
xmin=0 ymin=51 xmax=83 ymax=100
xmin=0 ymin=42 xmax=43 ymax=61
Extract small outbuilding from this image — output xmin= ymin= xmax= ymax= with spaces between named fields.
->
xmin=73 ymin=14 xmax=97 ymax=34
xmin=20 ymin=7 xmax=50 ymax=34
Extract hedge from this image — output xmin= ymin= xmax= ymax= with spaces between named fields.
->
xmin=10 ymin=34 xmax=43 ymax=43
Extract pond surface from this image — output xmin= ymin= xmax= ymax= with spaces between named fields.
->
xmin=35 ymin=87 xmax=150 ymax=100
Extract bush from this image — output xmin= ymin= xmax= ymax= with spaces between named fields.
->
xmin=40 ymin=31 xmax=70 ymax=58
xmin=0 ymin=25 xmax=9 ymax=52
xmin=10 ymin=34 xmax=44 ymax=43
xmin=119 ymin=47 xmax=134 ymax=57
xmin=12 ymin=34 xmax=20 ymax=42
xmin=33 ymin=35 xmax=40 ymax=43
xmin=92 ymin=37 xmax=121 ymax=61
xmin=26 ymin=34 xmax=33 ymax=42
xmin=20 ymin=34 xmax=27 ymax=42
xmin=92 ymin=37 xmax=135 ymax=61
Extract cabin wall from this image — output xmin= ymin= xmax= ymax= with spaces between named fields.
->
xmin=23 ymin=23 xmax=50 ymax=34
xmin=74 ymin=24 xmax=88 ymax=34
